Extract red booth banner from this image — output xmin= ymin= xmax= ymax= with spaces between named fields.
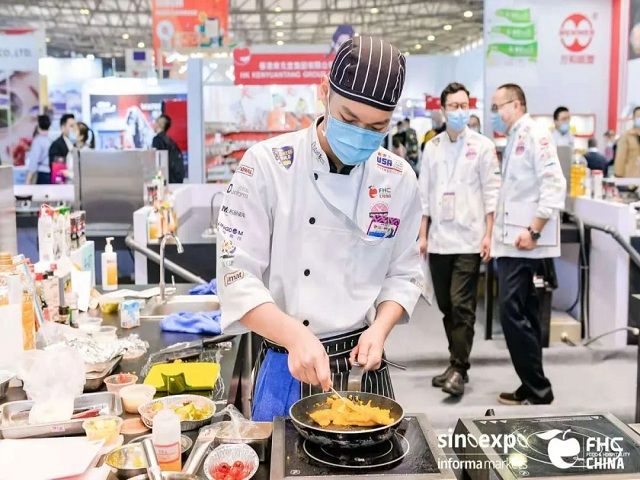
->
xmin=233 ymin=48 xmax=335 ymax=85
xmin=425 ymin=95 xmax=478 ymax=110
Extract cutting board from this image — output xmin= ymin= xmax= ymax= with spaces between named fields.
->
xmin=144 ymin=362 xmax=220 ymax=392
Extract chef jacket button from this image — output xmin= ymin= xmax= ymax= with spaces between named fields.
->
xmin=303 ymin=320 xmax=310 ymax=326
xmin=309 ymin=217 xmax=316 ymax=225
xmin=304 ymin=269 xmax=310 ymax=276
xmin=314 ymin=173 xmax=318 ymax=180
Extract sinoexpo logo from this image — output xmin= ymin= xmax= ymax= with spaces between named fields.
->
xmin=559 ymin=13 xmax=595 ymax=52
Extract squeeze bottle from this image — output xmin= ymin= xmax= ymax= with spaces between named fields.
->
xmin=152 ymin=409 xmax=182 ymax=472
xmin=101 ymin=237 xmax=118 ymax=291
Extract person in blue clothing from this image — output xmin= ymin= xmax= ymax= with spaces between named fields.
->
xmin=583 ymin=138 xmax=610 ymax=173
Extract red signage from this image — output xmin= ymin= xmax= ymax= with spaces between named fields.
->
xmin=233 ymin=48 xmax=334 ymax=85
xmin=425 ymin=95 xmax=477 ymax=110
xmin=559 ymin=13 xmax=595 ymax=52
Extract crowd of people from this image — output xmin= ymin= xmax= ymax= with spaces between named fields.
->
xmin=24 ymin=112 xmax=185 ymax=184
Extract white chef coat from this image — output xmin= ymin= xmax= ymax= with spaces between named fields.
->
xmin=551 ymin=128 xmax=575 ymax=150
xmin=216 ymin=118 xmax=423 ymax=338
xmin=418 ymin=128 xmax=501 ymax=254
xmin=492 ymin=114 xmax=567 ymax=259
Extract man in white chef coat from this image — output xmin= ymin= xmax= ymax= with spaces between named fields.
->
xmin=551 ymin=106 xmax=575 ymax=150
xmin=216 ymin=36 xmax=423 ymax=421
xmin=418 ymin=82 xmax=501 ymax=397
xmin=491 ymin=84 xmax=566 ymax=405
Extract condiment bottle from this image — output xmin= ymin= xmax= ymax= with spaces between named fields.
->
xmin=152 ymin=409 xmax=182 ymax=472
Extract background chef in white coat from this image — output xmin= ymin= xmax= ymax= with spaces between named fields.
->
xmin=551 ymin=106 xmax=575 ymax=150
xmin=418 ymin=82 xmax=501 ymax=398
xmin=490 ymin=83 xmax=566 ymax=406
xmin=216 ymin=36 xmax=423 ymax=421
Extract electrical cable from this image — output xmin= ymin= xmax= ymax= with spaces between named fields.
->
xmin=561 ymin=327 xmax=640 ymax=347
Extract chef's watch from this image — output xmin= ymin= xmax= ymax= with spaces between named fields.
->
xmin=528 ymin=226 xmax=541 ymax=241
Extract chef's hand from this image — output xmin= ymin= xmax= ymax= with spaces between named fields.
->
xmin=286 ymin=327 xmax=332 ymax=391
xmin=480 ymin=235 xmax=492 ymax=262
xmin=350 ymin=323 xmax=386 ymax=371
xmin=419 ymin=237 xmax=428 ymax=257
xmin=514 ymin=230 xmax=537 ymax=251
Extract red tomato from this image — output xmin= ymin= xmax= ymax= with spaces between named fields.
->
xmin=216 ymin=462 xmax=231 ymax=474
xmin=213 ymin=473 xmax=225 ymax=480
xmin=232 ymin=460 xmax=244 ymax=470
xmin=223 ymin=475 xmax=235 ymax=480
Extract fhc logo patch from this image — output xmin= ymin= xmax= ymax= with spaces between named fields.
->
xmin=376 ymin=155 xmax=403 ymax=174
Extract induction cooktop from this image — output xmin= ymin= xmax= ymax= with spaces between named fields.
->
xmin=270 ymin=414 xmax=455 ymax=479
xmin=453 ymin=412 xmax=640 ymax=480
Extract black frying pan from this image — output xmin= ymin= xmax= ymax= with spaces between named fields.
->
xmin=289 ymin=391 xmax=404 ymax=449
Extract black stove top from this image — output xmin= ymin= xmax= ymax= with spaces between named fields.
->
xmin=270 ymin=415 xmax=453 ymax=479
xmin=454 ymin=413 xmax=640 ymax=479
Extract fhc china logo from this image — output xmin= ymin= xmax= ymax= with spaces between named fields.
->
xmin=559 ymin=13 xmax=595 ymax=53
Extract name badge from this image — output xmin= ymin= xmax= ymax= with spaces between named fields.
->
xmin=442 ymin=192 xmax=455 ymax=222
xmin=367 ymin=215 xmax=400 ymax=238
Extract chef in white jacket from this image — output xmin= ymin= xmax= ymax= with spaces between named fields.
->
xmin=418 ymin=82 xmax=501 ymax=398
xmin=490 ymin=83 xmax=566 ymax=406
xmin=216 ymin=36 xmax=423 ymax=421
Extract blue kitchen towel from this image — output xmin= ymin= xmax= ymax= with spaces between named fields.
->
xmin=160 ymin=311 xmax=222 ymax=335
xmin=252 ymin=350 xmax=301 ymax=421
xmin=189 ymin=278 xmax=218 ymax=295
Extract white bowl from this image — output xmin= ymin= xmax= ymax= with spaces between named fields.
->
xmin=119 ymin=384 xmax=156 ymax=413
xmin=76 ymin=316 xmax=102 ymax=333
xmin=204 ymin=444 xmax=259 ymax=480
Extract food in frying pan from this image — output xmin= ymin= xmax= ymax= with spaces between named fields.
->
xmin=309 ymin=395 xmax=395 ymax=427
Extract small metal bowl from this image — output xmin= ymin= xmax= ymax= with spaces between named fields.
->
xmin=104 ymin=444 xmax=148 ymax=480
xmin=128 ymin=433 xmax=193 ymax=456
xmin=0 ymin=370 xmax=15 ymax=400
xmin=138 ymin=395 xmax=216 ymax=432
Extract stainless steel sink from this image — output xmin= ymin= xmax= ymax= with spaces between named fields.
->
xmin=140 ymin=295 xmax=220 ymax=319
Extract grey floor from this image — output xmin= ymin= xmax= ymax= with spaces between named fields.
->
xmin=385 ymin=298 xmax=638 ymax=434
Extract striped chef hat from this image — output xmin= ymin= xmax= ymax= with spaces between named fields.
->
xmin=329 ymin=36 xmax=406 ymax=112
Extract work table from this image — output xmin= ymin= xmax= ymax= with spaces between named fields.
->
xmin=0 ymin=285 xmax=269 ymax=479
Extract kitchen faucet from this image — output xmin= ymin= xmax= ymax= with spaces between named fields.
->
xmin=159 ymin=231 xmax=184 ymax=302
xmin=203 ymin=191 xmax=224 ymax=239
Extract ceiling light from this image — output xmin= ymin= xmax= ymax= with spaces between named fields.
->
xmin=354 ymin=32 xmax=360 ymax=37
xmin=86 ymin=54 xmax=95 ymax=60
xmin=137 ymin=42 xmax=145 ymax=48
xmin=80 ymin=8 xmax=90 ymax=15
xmin=45 ymin=37 xmax=51 ymax=43
xmin=275 ymin=20 xmax=283 ymax=27
xmin=404 ymin=51 xmax=410 ymax=56
xmin=274 ymin=5 xmax=282 ymax=12
xmin=443 ymin=24 xmax=452 ymax=31
xmin=414 ymin=43 xmax=422 ymax=50
xmin=427 ymin=35 xmax=435 ymax=41
xmin=122 ymin=33 xmax=130 ymax=40
xmin=464 ymin=10 xmax=473 ymax=18
xmin=277 ymin=40 xmax=284 ymax=46
xmin=370 ymin=7 xmax=379 ymax=14
xmin=276 ymin=31 xmax=284 ymax=37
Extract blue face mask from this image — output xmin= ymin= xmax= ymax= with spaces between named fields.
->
xmin=324 ymin=110 xmax=387 ymax=166
xmin=447 ymin=109 xmax=471 ymax=132
xmin=491 ymin=112 xmax=508 ymax=135
xmin=67 ymin=131 xmax=77 ymax=144
xmin=635 ymin=118 xmax=640 ymax=129
xmin=559 ymin=122 xmax=570 ymax=134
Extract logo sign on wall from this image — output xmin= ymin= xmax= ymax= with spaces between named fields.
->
xmin=559 ymin=13 xmax=596 ymax=64
xmin=233 ymin=48 xmax=335 ymax=85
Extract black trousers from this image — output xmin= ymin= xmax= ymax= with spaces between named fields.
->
xmin=36 ymin=172 xmax=51 ymax=184
xmin=429 ymin=253 xmax=481 ymax=374
xmin=497 ymin=257 xmax=553 ymax=403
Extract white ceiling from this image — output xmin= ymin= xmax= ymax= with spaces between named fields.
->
xmin=0 ymin=0 xmax=483 ymax=58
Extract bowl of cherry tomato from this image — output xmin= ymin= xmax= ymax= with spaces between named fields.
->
xmin=204 ymin=444 xmax=259 ymax=480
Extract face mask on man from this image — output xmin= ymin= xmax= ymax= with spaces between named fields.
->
xmin=67 ymin=130 xmax=78 ymax=144
xmin=635 ymin=118 xmax=640 ymax=129
xmin=446 ymin=109 xmax=471 ymax=132
xmin=491 ymin=112 xmax=508 ymax=135
xmin=323 ymin=97 xmax=387 ymax=166
xmin=470 ymin=126 xmax=481 ymax=133
xmin=559 ymin=122 xmax=570 ymax=134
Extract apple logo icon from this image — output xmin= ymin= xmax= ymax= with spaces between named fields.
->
xmin=536 ymin=429 xmax=580 ymax=469
xmin=369 ymin=185 xmax=378 ymax=198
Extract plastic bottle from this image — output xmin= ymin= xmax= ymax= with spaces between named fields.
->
xmin=101 ymin=237 xmax=118 ymax=291
xmin=592 ymin=170 xmax=604 ymax=200
xmin=148 ymin=209 xmax=161 ymax=242
xmin=152 ymin=409 xmax=182 ymax=472
xmin=570 ymin=153 xmax=588 ymax=197
xmin=37 ymin=206 xmax=55 ymax=263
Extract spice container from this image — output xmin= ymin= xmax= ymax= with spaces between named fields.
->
xmin=57 ymin=305 xmax=70 ymax=325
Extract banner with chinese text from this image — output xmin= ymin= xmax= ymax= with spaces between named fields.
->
xmin=233 ymin=48 xmax=334 ymax=85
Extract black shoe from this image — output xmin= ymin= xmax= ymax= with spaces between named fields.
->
xmin=442 ymin=371 xmax=465 ymax=397
xmin=432 ymin=367 xmax=469 ymax=388
xmin=498 ymin=388 xmax=554 ymax=405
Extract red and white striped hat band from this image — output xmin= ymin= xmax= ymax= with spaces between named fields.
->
xmin=329 ymin=36 xmax=406 ymax=112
